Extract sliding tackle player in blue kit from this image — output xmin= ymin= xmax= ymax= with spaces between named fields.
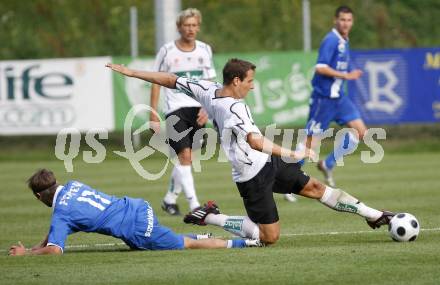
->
xmin=8 ymin=169 xmax=260 ymax=256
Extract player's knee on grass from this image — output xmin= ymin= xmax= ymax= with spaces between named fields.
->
xmin=259 ymin=224 xmax=280 ymax=245
xmin=298 ymin=178 xmax=326 ymax=199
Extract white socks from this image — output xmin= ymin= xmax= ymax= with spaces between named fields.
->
xmin=319 ymin=186 xmax=382 ymax=221
xmin=177 ymin=164 xmax=200 ymax=210
xmin=163 ymin=167 xmax=182 ymax=204
xmin=204 ymin=214 xmax=260 ymax=239
xmin=164 ymin=164 xmax=200 ymax=210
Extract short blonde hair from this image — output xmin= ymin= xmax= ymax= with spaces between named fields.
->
xmin=176 ymin=8 xmax=202 ymax=27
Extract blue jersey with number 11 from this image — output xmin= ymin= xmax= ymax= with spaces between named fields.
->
xmin=47 ymin=181 xmax=148 ymax=251
xmin=311 ymin=28 xmax=350 ymax=98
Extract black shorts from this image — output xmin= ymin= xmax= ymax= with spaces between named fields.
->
xmin=235 ymin=156 xmax=310 ymax=224
xmin=165 ymin=107 xmax=204 ymax=155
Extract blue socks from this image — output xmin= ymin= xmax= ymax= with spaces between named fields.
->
xmin=325 ymin=132 xmax=359 ymax=170
xmin=187 ymin=235 xmax=248 ymax=248
xmin=228 ymin=239 xmax=247 ymax=248
xmin=185 ymin=234 xmax=198 ymax=240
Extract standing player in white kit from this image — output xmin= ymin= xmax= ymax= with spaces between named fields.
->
xmin=149 ymin=8 xmax=216 ymax=215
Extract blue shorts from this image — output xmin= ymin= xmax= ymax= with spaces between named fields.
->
xmin=305 ymin=94 xmax=361 ymax=135
xmin=126 ymin=202 xmax=185 ymax=251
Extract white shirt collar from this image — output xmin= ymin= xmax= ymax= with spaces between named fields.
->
xmin=52 ymin=185 xmax=63 ymax=211
xmin=332 ymin=28 xmax=348 ymax=42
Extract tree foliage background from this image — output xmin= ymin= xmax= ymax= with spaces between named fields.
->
xmin=0 ymin=0 xmax=439 ymax=59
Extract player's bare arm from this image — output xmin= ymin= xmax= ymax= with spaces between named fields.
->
xmin=149 ymin=84 xmax=161 ymax=118
xmin=149 ymin=83 xmax=162 ymax=133
xmin=106 ymin=63 xmax=177 ymax=89
xmin=31 ymin=234 xmax=49 ymax=250
xmin=315 ymin=65 xmax=362 ymax=80
xmin=108 ymin=63 xmax=209 ymax=127
xmin=9 ymin=241 xmax=62 ymax=256
xmin=247 ymin=132 xmax=316 ymax=161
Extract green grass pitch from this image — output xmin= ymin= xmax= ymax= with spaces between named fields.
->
xmin=1 ymin=151 xmax=439 ymax=284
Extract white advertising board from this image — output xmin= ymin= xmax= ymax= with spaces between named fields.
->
xmin=0 ymin=57 xmax=114 ymax=135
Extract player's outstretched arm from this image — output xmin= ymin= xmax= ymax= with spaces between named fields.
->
xmin=247 ymin=133 xmax=316 ymax=161
xmin=106 ymin=63 xmax=178 ymax=89
xmin=9 ymin=241 xmax=62 ymax=256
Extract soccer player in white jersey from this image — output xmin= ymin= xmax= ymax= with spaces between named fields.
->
xmin=106 ymin=59 xmax=394 ymax=246
xmin=8 ymin=169 xmax=261 ymax=256
xmin=150 ymin=8 xmax=216 ymax=216
xmin=302 ymin=6 xmax=366 ymax=187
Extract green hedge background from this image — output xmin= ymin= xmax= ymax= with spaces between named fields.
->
xmin=1 ymin=0 xmax=439 ymax=60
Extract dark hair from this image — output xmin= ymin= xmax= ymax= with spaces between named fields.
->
xmin=223 ymin=58 xmax=256 ymax=85
xmin=335 ymin=5 xmax=353 ymax=17
xmin=27 ymin=169 xmax=56 ymax=194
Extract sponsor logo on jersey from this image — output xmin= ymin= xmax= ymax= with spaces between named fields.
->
xmin=338 ymin=42 xmax=345 ymax=53
xmin=174 ymin=70 xmax=203 ymax=80
xmin=145 ymin=205 xmax=154 ymax=237
xmin=336 ymin=61 xmax=348 ymax=70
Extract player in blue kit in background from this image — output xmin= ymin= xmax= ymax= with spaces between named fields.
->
xmin=302 ymin=5 xmax=366 ymax=187
xmin=8 ymin=169 xmax=261 ymax=256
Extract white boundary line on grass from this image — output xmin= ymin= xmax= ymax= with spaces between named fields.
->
xmin=3 ymin=227 xmax=440 ymax=253
xmin=282 ymin=227 xmax=440 ymax=237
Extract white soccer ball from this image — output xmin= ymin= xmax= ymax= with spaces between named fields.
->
xmin=388 ymin=213 xmax=420 ymax=242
